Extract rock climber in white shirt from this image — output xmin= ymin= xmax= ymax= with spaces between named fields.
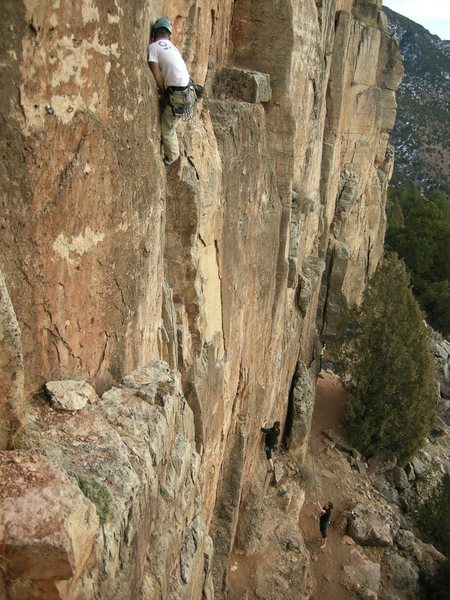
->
xmin=148 ymin=17 xmax=197 ymax=166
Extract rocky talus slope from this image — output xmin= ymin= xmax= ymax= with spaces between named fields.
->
xmin=0 ymin=1 xmax=402 ymax=598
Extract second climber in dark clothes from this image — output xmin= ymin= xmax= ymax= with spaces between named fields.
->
xmin=261 ymin=420 xmax=281 ymax=473
xmin=319 ymin=500 xmax=333 ymax=548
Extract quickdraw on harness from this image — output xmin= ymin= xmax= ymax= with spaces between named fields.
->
xmin=167 ymin=80 xmax=197 ymax=121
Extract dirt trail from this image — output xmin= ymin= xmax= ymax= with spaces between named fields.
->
xmin=229 ymin=371 xmax=368 ymax=599
xmin=299 ymin=371 xmax=360 ymax=600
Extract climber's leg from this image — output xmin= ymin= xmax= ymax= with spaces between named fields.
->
xmin=161 ymin=91 xmax=184 ymax=164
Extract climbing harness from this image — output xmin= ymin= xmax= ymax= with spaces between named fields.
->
xmin=193 ymin=82 xmax=205 ymax=99
xmin=167 ymin=80 xmax=198 ymax=121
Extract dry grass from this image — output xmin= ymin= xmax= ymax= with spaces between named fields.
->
xmin=10 ymin=391 xmax=69 ymax=464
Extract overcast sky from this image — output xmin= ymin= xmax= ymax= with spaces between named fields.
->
xmin=383 ymin=0 xmax=450 ymax=40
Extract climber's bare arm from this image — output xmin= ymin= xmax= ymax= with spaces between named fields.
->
xmin=148 ymin=61 xmax=165 ymax=93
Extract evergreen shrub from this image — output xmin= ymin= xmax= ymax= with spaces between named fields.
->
xmin=342 ymin=254 xmax=437 ymax=464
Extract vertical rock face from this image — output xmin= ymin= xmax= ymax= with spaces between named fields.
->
xmin=0 ymin=1 xmax=402 ymax=598
xmin=1 ymin=0 xmax=165 ymax=395
xmin=0 ymin=275 xmax=24 ymax=449
xmin=287 ymin=362 xmax=317 ymax=461
xmin=318 ymin=2 xmax=403 ymax=336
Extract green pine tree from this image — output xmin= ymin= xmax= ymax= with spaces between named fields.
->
xmin=418 ymin=473 xmax=450 ymax=556
xmin=386 ymin=184 xmax=450 ymax=337
xmin=427 ymin=560 xmax=450 ymax=600
xmin=343 ymin=254 xmax=437 ymax=465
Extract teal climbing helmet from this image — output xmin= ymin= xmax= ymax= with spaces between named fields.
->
xmin=153 ymin=17 xmax=173 ymax=34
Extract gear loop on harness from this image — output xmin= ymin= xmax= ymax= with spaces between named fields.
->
xmin=166 ymin=79 xmax=198 ymax=121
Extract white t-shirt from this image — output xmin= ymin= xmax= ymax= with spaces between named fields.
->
xmin=148 ymin=40 xmax=190 ymax=88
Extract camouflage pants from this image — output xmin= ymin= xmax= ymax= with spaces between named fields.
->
xmin=161 ymin=88 xmax=196 ymax=162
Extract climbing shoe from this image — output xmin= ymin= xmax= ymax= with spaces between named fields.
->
xmin=163 ymin=157 xmax=178 ymax=166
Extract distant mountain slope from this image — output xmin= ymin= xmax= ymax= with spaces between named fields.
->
xmin=383 ymin=6 xmax=450 ymax=193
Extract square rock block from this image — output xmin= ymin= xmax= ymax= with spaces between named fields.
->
xmin=214 ymin=67 xmax=272 ymax=103
xmin=0 ymin=452 xmax=98 ymax=591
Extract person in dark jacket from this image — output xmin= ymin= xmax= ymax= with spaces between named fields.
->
xmin=261 ymin=420 xmax=281 ymax=473
xmin=319 ymin=500 xmax=333 ymax=548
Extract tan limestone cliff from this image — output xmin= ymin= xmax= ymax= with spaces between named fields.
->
xmin=0 ymin=275 xmax=24 ymax=450
xmin=0 ymin=0 xmax=402 ymax=598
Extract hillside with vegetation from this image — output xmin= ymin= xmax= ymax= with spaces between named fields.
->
xmin=386 ymin=184 xmax=450 ymax=337
xmin=384 ymin=7 xmax=450 ymax=194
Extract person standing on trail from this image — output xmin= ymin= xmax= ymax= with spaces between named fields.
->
xmin=318 ymin=500 xmax=333 ymax=548
xmin=261 ymin=420 xmax=281 ymax=473
xmin=148 ymin=17 xmax=197 ymax=166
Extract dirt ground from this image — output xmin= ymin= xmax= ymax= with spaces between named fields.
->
xmin=229 ymin=370 xmax=367 ymax=599
xmin=299 ymin=371 xmax=361 ymax=600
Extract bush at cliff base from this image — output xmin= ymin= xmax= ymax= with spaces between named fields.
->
xmin=418 ymin=473 xmax=450 ymax=557
xmin=417 ymin=474 xmax=450 ymax=599
xmin=420 ymin=558 xmax=450 ymax=600
xmin=342 ymin=253 xmax=437 ymax=465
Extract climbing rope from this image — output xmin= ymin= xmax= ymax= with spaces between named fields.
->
xmin=310 ymin=455 xmax=320 ymax=506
